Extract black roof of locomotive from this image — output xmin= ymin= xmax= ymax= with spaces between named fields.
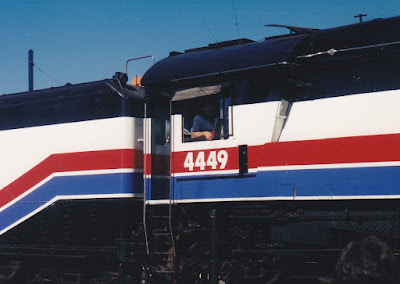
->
xmin=142 ymin=15 xmax=400 ymax=88
xmin=293 ymin=16 xmax=400 ymax=59
xmin=0 ymin=78 xmax=145 ymax=131
xmin=141 ymin=34 xmax=308 ymax=88
xmin=0 ymin=78 xmax=144 ymax=106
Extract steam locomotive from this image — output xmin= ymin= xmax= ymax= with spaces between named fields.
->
xmin=0 ymin=15 xmax=400 ymax=283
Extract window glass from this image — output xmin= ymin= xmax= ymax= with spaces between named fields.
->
xmin=148 ymin=94 xmax=170 ymax=146
xmin=172 ymin=87 xmax=230 ymax=142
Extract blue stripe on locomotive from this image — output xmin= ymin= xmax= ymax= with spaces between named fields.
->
xmin=165 ymin=166 xmax=400 ymax=201
xmin=0 ymin=172 xmax=143 ymax=234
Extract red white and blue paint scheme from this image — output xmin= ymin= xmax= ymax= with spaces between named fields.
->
xmin=168 ymin=91 xmax=400 ymax=203
xmin=0 ymin=79 xmax=145 ymax=238
xmin=141 ymin=16 xmax=400 ymax=206
xmin=1 ymin=15 xmax=400 ymax=282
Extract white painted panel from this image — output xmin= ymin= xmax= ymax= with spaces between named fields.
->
xmin=0 ymin=117 xmax=141 ymax=189
xmin=280 ymin=89 xmax=400 ymax=142
xmin=171 ymin=114 xmax=183 ymax=151
xmin=232 ymin=101 xmax=280 ymax=145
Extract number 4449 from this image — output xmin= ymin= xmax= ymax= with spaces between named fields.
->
xmin=184 ymin=150 xmax=228 ymax=171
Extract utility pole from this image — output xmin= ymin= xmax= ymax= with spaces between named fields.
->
xmin=354 ymin=14 xmax=367 ymax=23
xmin=28 ymin=49 xmax=34 ymax=91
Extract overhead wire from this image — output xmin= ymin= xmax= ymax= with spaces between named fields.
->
xmin=34 ymin=64 xmax=61 ymax=85
xmin=231 ymin=0 xmax=240 ymax=38
xmin=203 ymin=20 xmax=219 ymax=44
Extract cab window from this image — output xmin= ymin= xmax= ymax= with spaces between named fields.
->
xmin=172 ymin=85 xmax=231 ymax=142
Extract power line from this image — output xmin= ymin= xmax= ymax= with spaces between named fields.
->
xmin=232 ymin=0 xmax=240 ymax=38
xmin=34 ymin=64 xmax=61 ymax=85
xmin=203 ymin=20 xmax=219 ymax=44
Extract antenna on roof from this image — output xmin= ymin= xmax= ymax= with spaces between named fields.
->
xmin=354 ymin=14 xmax=367 ymax=22
xmin=28 ymin=49 xmax=33 ymax=91
xmin=265 ymin=24 xmax=319 ymax=35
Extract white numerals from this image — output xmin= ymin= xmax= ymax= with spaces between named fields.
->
xmin=184 ymin=150 xmax=229 ymax=171
xmin=184 ymin=152 xmax=194 ymax=171
xmin=217 ymin=150 xmax=228 ymax=169
xmin=206 ymin=151 xmax=218 ymax=169
xmin=195 ymin=151 xmax=206 ymax=170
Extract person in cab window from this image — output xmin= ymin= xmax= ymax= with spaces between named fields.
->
xmin=191 ymin=102 xmax=219 ymax=141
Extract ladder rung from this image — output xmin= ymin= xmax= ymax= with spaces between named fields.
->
xmin=143 ymin=202 xmax=175 ymax=260
xmin=153 ymin=228 xmax=169 ymax=232
xmin=153 ymin=233 xmax=171 ymax=236
xmin=152 ymin=251 xmax=173 ymax=255
xmin=154 ymin=270 xmax=175 ymax=274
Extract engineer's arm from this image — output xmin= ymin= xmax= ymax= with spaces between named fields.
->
xmin=191 ymin=130 xmax=213 ymax=141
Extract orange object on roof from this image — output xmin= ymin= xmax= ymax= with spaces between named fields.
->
xmin=132 ymin=76 xmax=142 ymax=86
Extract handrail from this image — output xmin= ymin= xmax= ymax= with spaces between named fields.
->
xmin=125 ymin=55 xmax=155 ymax=75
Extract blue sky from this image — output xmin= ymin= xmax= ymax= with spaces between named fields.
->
xmin=1 ymin=0 xmax=399 ymax=94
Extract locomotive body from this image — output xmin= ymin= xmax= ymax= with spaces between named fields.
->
xmin=0 ymin=79 xmax=147 ymax=281
xmin=0 ymin=15 xmax=400 ymax=283
xmin=140 ymin=16 xmax=400 ymax=282
xmin=142 ymin=16 xmax=400 ymax=204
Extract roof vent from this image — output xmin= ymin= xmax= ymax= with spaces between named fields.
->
xmin=113 ymin=72 xmax=128 ymax=85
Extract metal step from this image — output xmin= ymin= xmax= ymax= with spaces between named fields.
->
xmin=152 ymin=251 xmax=174 ymax=255
xmin=153 ymin=232 xmax=171 ymax=236
xmin=154 ymin=270 xmax=174 ymax=274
